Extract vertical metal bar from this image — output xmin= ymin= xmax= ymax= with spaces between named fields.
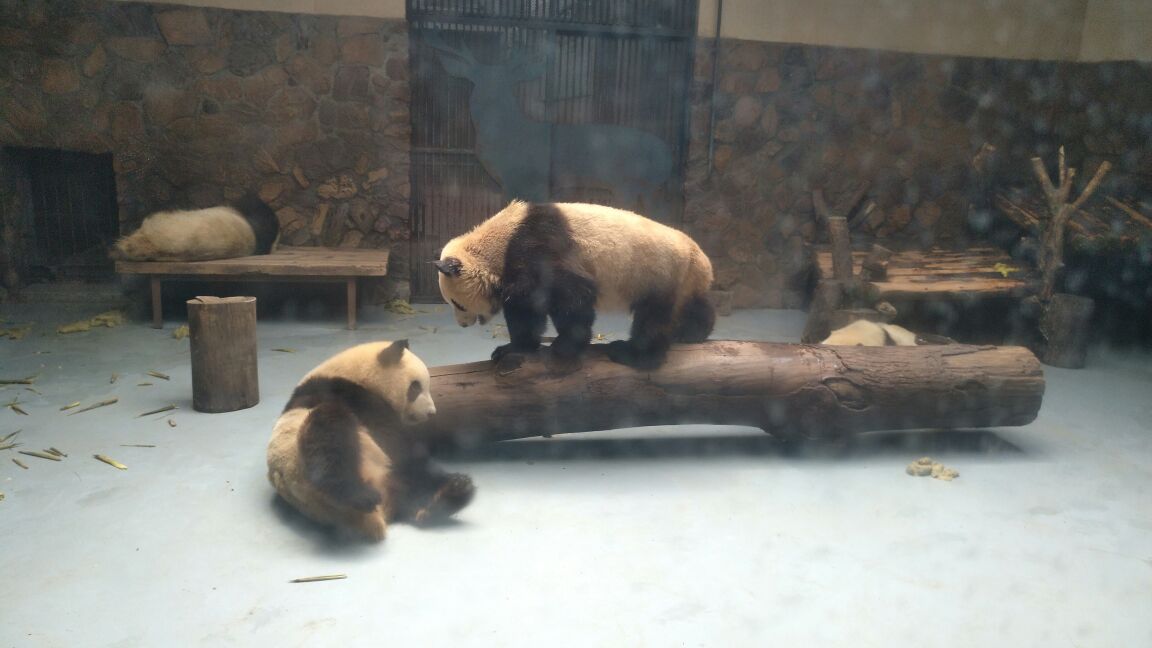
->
xmin=707 ymin=0 xmax=723 ymax=177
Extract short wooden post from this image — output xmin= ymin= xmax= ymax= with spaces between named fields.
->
xmin=1039 ymin=293 xmax=1095 ymax=368
xmin=150 ymin=276 xmax=163 ymax=329
xmin=345 ymin=278 xmax=357 ymax=330
xmin=187 ymin=296 xmax=260 ymax=412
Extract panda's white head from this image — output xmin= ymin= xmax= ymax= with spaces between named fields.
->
xmin=314 ymin=339 xmax=437 ymax=425
xmin=377 ymin=340 xmax=436 ymax=424
xmin=435 ymin=240 xmax=502 ymax=328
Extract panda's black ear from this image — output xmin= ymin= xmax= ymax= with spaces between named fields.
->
xmin=434 ymin=257 xmax=463 ymax=277
xmin=378 ymin=339 xmax=409 ymax=365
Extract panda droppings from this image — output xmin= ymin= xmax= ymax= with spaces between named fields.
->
xmin=905 ymin=456 xmax=959 ymax=481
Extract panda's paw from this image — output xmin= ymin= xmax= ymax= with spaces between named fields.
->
xmin=413 ymin=473 xmax=475 ymax=524
xmin=491 ymin=342 xmax=537 ymax=362
xmin=605 ymin=340 xmax=633 ymax=362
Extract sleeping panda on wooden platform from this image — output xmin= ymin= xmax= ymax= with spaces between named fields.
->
xmin=434 ymin=201 xmax=716 ymax=370
xmin=821 ymin=319 xmax=920 ymax=346
xmin=267 ymin=340 xmax=474 ymax=542
xmin=110 ymin=194 xmax=280 ymax=262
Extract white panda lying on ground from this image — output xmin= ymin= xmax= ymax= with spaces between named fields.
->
xmin=434 ymin=200 xmax=716 ymax=370
xmin=110 ymin=194 xmax=280 ymax=261
xmin=267 ymin=340 xmax=474 ymax=542
xmin=821 ymin=319 xmax=920 ymax=346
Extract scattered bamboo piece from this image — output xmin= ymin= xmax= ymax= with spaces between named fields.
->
xmin=121 ymin=444 xmax=156 ymax=448
xmin=272 ymin=348 xmax=296 ymax=353
xmin=24 ymin=387 xmax=42 ymax=395
xmin=0 ymin=376 xmax=37 ymax=385
xmin=290 ymin=574 xmax=347 ymax=583
xmin=94 ymin=454 xmax=127 ymax=470
xmin=0 ymin=430 xmax=19 ymax=443
xmin=0 ymin=442 xmax=20 ymax=451
xmin=137 ymin=383 xmax=153 ymax=387
xmin=19 ymin=450 xmax=61 ymax=462
xmin=8 ymin=403 xmax=28 ymax=416
xmin=67 ymin=398 xmax=119 ymax=416
xmin=48 ymin=447 xmax=68 ymax=458
xmin=137 ymin=404 xmax=177 ymax=418
xmin=146 ymin=371 xmax=170 ymax=381
xmin=60 ymin=401 xmax=81 ymax=411
xmin=12 ymin=458 xmax=27 ymax=469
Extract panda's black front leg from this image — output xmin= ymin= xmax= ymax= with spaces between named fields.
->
xmin=492 ymin=298 xmax=546 ymax=362
xmin=546 ymin=267 xmax=597 ymax=372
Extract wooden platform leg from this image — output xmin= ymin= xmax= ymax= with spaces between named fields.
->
xmin=150 ymin=276 xmax=162 ymax=329
xmin=346 ymin=278 xmax=357 ymax=330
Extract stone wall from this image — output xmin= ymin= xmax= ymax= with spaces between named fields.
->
xmin=682 ymin=41 xmax=1152 ymax=308
xmin=0 ymin=0 xmax=411 ymax=291
xmin=2 ymin=1 xmax=1149 ymax=309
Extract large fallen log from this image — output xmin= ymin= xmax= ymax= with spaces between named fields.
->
xmin=417 ymin=341 xmax=1044 ymax=446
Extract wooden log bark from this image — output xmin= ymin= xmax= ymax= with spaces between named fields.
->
xmin=188 ymin=296 xmax=260 ymax=413
xmin=1038 ymin=293 xmax=1095 ymax=369
xmin=417 ymin=342 xmax=1045 ymax=446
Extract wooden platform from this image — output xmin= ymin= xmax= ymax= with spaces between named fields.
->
xmin=115 ymin=246 xmax=390 ymax=330
xmin=815 ymin=247 xmax=1034 ymax=301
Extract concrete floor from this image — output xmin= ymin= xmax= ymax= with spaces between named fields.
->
xmin=1 ymin=296 xmax=1150 ymax=648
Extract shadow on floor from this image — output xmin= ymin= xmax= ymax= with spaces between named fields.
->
xmin=432 ymin=428 xmax=1027 ymax=463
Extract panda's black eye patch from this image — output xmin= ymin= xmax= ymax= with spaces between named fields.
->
xmin=450 ymin=299 xmax=467 ymax=312
xmin=407 ymin=379 xmax=422 ymax=402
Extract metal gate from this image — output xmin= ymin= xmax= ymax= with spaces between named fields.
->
xmin=407 ymin=0 xmax=698 ymax=300
xmin=6 ymin=147 xmax=119 ymax=281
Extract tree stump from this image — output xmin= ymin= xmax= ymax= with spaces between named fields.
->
xmin=416 ymin=341 xmax=1045 ymax=447
xmin=1038 ymin=293 xmax=1095 ymax=368
xmin=188 ymin=296 xmax=259 ymax=413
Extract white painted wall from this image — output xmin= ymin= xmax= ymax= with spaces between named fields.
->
xmin=1078 ymin=0 xmax=1152 ymax=61
xmin=128 ymin=0 xmax=1151 ymax=61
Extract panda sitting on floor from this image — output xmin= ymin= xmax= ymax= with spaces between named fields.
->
xmin=267 ymin=340 xmax=474 ymax=542
xmin=434 ymin=200 xmax=716 ymax=370
xmin=110 ymin=194 xmax=280 ymax=262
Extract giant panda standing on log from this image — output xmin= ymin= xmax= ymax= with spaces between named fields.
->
xmin=434 ymin=201 xmax=716 ymax=370
xmin=110 ymin=194 xmax=280 ymax=262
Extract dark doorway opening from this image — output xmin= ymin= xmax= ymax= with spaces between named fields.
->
xmin=4 ymin=147 xmax=119 ymax=283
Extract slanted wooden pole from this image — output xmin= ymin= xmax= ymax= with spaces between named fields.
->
xmin=417 ymin=342 xmax=1045 ymax=446
xmin=188 ymin=296 xmax=259 ymax=412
